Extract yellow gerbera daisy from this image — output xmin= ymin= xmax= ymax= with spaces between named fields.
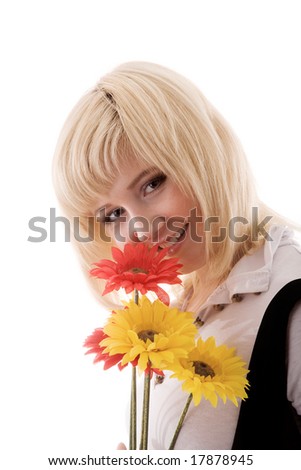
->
xmin=101 ymin=296 xmax=197 ymax=373
xmin=168 ymin=336 xmax=249 ymax=407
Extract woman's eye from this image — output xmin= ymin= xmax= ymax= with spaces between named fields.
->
xmin=144 ymin=174 xmax=166 ymax=195
xmin=103 ymin=207 xmax=125 ymax=223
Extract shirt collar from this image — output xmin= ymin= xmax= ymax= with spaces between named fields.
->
xmin=200 ymin=225 xmax=299 ymax=310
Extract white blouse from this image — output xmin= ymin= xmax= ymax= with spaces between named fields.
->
xmin=135 ymin=225 xmax=301 ymax=449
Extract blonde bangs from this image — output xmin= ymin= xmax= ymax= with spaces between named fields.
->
xmin=53 ymin=91 xmax=128 ymax=219
xmin=53 ymin=61 xmax=233 ymax=221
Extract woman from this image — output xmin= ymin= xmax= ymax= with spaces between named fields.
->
xmin=52 ymin=61 xmax=301 ymax=449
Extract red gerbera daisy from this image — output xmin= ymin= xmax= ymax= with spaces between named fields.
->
xmin=89 ymin=244 xmax=183 ymax=305
xmin=83 ymin=328 xmax=125 ymax=370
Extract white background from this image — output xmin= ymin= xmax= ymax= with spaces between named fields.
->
xmin=1 ymin=1 xmax=301 ymax=467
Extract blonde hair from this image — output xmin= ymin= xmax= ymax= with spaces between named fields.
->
xmin=52 ymin=61 xmax=281 ymax=309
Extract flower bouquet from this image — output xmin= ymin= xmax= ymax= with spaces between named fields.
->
xmin=84 ymin=244 xmax=249 ymax=450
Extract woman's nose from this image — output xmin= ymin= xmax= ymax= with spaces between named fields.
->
xmin=128 ymin=218 xmax=151 ymax=244
xmin=120 ymin=216 xmax=166 ymax=246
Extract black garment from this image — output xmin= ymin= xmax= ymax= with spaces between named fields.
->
xmin=232 ymin=279 xmax=301 ymax=449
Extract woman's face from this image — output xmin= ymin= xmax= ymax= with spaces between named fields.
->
xmin=95 ymin=156 xmax=206 ymax=274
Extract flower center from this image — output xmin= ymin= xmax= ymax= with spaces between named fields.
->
xmin=131 ymin=267 xmax=149 ymax=274
xmin=193 ymin=361 xmax=215 ymax=378
xmin=138 ymin=329 xmax=158 ymax=342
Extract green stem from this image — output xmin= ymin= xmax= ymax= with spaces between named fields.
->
xmin=129 ymin=289 xmax=139 ymax=450
xmin=168 ymin=393 xmax=193 ymax=450
xmin=129 ymin=366 xmax=137 ymax=450
xmin=139 ymin=371 xmax=151 ymax=450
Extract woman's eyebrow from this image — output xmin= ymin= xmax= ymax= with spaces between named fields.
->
xmin=126 ymin=167 xmax=157 ymax=190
